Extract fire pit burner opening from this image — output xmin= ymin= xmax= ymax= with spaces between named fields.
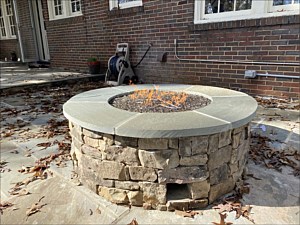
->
xmin=109 ymin=89 xmax=212 ymax=113
xmin=63 ymin=84 xmax=257 ymax=211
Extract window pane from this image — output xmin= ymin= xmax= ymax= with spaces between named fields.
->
xmin=71 ymin=0 xmax=81 ymax=13
xmin=205 ymin=0 xmax=218 ymax=13
xmin=119 ymin=0 xmax=138 ymax=3
xmin=236 ymin=0 xmax=252 ymax=10
xmin=205 ymin=0 xmax=251 ymax=14
xmin=273 ymin=0 xmax=292 ymax=5
xmin=54 ymin=0 xmax=63 ymax=15
xmin=0 ymin=7 xmax=6 ymax=37
xmin=220 ymin=0 xmax=234 ymax=12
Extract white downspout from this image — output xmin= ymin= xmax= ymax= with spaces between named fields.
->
xmin=12 ymin=0 xmax=24 ymax=62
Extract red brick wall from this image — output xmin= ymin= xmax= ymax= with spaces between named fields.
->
xmin=43 ymin=0 xmax=300 ymax=99
xmin=0 ymin=39 xmax=19 ymax=60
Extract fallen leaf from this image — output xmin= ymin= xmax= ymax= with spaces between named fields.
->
xmin=175 ymin=210 xmax=199 ymax=218
xmin=9 ymin=188 xmax=30 ymax=196
xmin=0 ymin=201 xmax=14 ymax=214
xmin=213 ymin=203 xmax=233 ymax=213
xmin=14 ymin=176 xmax=36 ymax=187
xmin=36 ymin=142 xmax=52 ymax=149
xmin=212 ymin=213 xmax=233 ymax=225
xmin=26 ymin=203 xmax=46 ymax=217
xmin=127 ymin=218 xmax=138 ymax=225
xmin=0 ymin=160 xmax=8 ymax=166
xmin=17 ymin=189 xmax=31 ymax=197
xmin=246 ymin=174 xmax=261 ymax=180
xmin=26 ymin=196 xmax=46 ymax=219
xmin=95 ymin=206 xmax=101 ymax=214
xmin=10 ymin=150 xmax=19 ymax=154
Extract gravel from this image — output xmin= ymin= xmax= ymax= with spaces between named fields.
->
xmin=110 ymin=90 xmax=211 ymax=113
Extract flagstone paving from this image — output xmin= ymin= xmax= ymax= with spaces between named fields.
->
xmin=0 ymin=64 xmax=299 ymax=224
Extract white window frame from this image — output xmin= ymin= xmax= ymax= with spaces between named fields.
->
xmin=0 ymin=0 xmax=16 ymax=40
xmin=47 ymin=0 xmax=82 ymax=21
xmin=109 ymin=0 xmax=143 ymax=11
xmin=194 ymin=0 xmax=300 ymax=24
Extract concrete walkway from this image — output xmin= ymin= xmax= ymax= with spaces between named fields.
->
xmin=0 ymin=64 xmax=299 ymax=224
xmin=0 ymin=62 xmax=104 ymax=92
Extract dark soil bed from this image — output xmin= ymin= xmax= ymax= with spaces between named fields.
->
xmin=110 ymin=90 xmax=211 ymax=113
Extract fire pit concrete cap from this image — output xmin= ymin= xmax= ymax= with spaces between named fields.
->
xmin=63 ymin=84 xmax=257 ymax=138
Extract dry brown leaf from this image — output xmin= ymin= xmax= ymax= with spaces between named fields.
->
xmin=127 ymin=218 xmax=138 ymax=225
xmin=10 ymin=150 xmax=19 ymax=154
xmin=175 ymin=209 xmax=199 ymax=218
xmin=246 ymin=174 xmax=261 ymax=180
xmin=17 ymin=189 xmax=31 ymax=197
xmin=0 ymin=160 xmax=8 ymax=166
xmin=36 ymin=142 xmax=52 ymax=149
xmin=15 ymin=176 xmax=36 ymax=187
xmin=213 ymin=203 xmax=233 ymax=213
xmin=0 ymin=201 xmax=14 ymax=214
xmin=18 ymin=165 xmax=31 ymax=173
xmin=9 ymin=188 xmax=30 ymax=196
xmin=26 ymin=196 xmax=46 ymax=219
xmin=95 ymin=206 xmax=101 ymax=214
xmin=212 ymin=213 xmax=233 ymax=225
xmin=26 ymin=203 xmax=46 ymax=217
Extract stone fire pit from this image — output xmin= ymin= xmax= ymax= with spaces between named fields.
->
xmin=63 ymin=84 xmax=257 ymax=211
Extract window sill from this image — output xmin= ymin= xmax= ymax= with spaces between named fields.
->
xmin=49 ymin=13 xmax=83 ymax=21
xmin=47 ymin=15 xmax=83 ymax=25
xmin=108 ymin=6 xmax=144 ymax=16
xmin=190 ymin=14 xmax=299 ymax=31
xmin=0 ymin=37 xmax=17 ymax=40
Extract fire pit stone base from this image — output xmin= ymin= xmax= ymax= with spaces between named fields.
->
xmin=70 ymin=121 xmax=250 ymax=211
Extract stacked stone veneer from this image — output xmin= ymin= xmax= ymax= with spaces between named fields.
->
xmin=69 ymin=122 xmax=250 ymax=211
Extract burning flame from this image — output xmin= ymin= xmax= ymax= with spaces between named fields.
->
xmin=128 ymin=84 xmax=188 ymax=109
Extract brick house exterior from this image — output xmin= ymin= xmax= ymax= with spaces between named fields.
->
xmin=1 ymin=0 xmax=299 ymax=99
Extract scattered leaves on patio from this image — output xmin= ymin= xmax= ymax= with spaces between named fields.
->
xmin=127 ymin=218 xmax=138 ymax=225
xmin=0 ymin=201 xmax=14 ymax=215
xmin=255 ymin=96 xmax=300 ymax=110
xmin=175 ymin=209 xmax=200 ymax=218
xmin=250 ymin=134 xmax=300 ymax=177
xmin=212 ymin=213 xmax=233 ymax=225
xmin=212 ymin=186 xmax=254 ymax=224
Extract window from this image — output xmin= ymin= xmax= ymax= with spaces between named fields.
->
xmin=194 ymin=0 xmax=300 ymax=24
xmin=0 ymin=0 xmax=16 ymax=39
xmin=109 ymin=0 xmax=143 ymax=10
xmin=47 ymin=0 xmax=82 ymax=20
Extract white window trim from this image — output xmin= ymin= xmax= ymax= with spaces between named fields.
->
xmin=109 ymin=0 xmax=143 ymax=11
xmin=0 ymin=0 xmax=16 ymax=40
xmin=194 ymin=0 xmax=300 ymax=24
xmin=47 ymin=0 xmax=82 ymax=21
